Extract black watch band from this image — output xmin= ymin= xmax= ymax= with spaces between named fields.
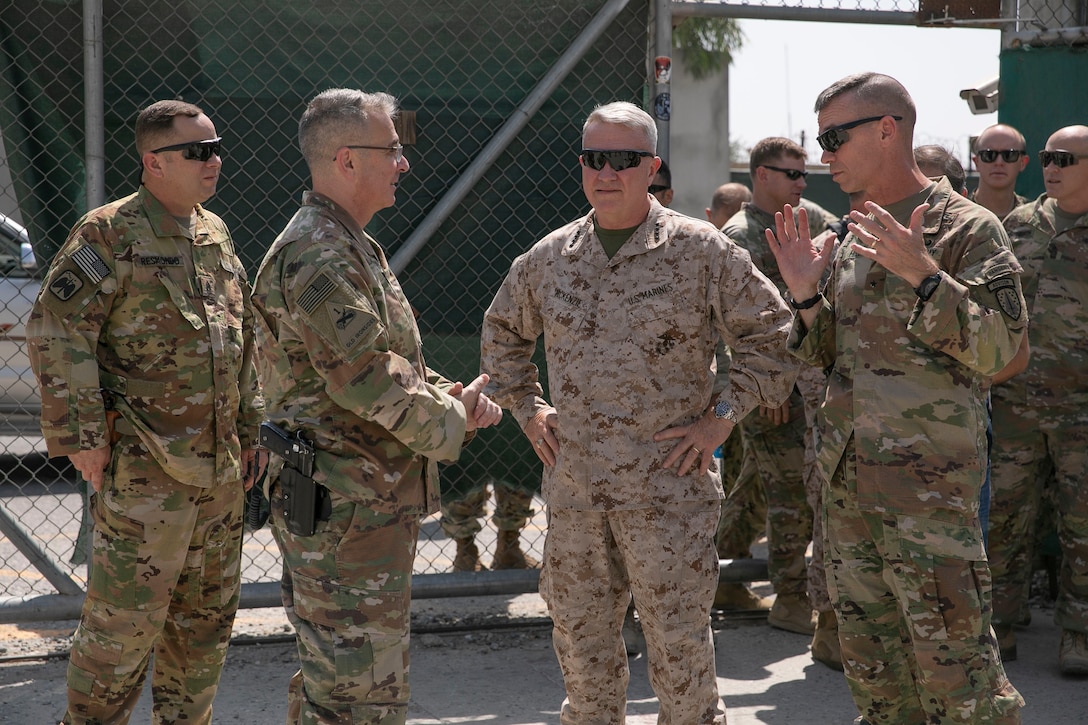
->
xmin=914 ymin=272 xmax=942 ymax=302
xmin=787 ymin=292 xmax=822 ymax=310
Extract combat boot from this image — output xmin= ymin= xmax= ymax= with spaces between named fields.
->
xmin=713 ymin=582 xmax=773 ymax=611
xmin=810 ymin=610 xmax=843 ymax=671
xmin=453 ymin=536 xmax=485 ymax=572
xmin=994 ymin=624 xmax=1017 ymax=662
xmin=767 ymin=592 xmax=817 ymax=635
xmin=1059 ymin=629 xmax=1088 ymax=675
xmin=492 ymin=529 xmax=539 ymax=570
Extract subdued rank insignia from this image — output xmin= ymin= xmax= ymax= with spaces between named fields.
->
xmin=70 ymin=245 xmax=110 ymax=283
xmin=326 ymin=301 xmax=378 ymax=352
xmin=298 ymin=273 xmax=336 ymax=314
xmin=49 ymin=270 xmax=83 ymax=301
xmin=988 ymin=277 xmax=1022 ymax=320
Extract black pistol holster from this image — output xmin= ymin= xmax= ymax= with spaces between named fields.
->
xmin=258 ymin=421 xmax=330 ymax=536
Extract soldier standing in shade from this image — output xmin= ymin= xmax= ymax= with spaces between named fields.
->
xmin=27 ymin=99 xmax=266 ymax=725
xmin=768 ymin=72 xmax=1025 ymax=723
xmin=481 ymin=101 xmax=796 ymax=724
xmin=722 ymin=135 xmax=839 ymax=665
xmin=706 ymin=181 xmax=751 ymax=230
xmin=989 ymin=125 xmax=1088 ymax=674
xmin=250 ymin=88 xmax=502 ymax=723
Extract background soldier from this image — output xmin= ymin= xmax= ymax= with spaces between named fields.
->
xmin=250 ymin=88 xmax=501 ymax=723
xmin=27 ymin=100 xmax=265 ymax=724
xmin=769 ymin=73 xmax=1024 ymax=723
xmin=989 ymin=125 xmax=1088 ymax=674
xmin=971 ymin=123 xmax=1031 ymax=219
xmin=706 ymin=181 xmax=751 ymax=230
xmin=721 ymin=136 xmax=838 ymax=664
xmin=481 ymin=101 xmax=796 ymax=724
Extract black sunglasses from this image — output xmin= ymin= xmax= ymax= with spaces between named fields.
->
xmin=648 ymin=184 xmax=671 ymax=194
xmin=761 ymin=164 xmax=807 ymax=181
xmin=150 ymin=137 xmax=222 ymax=162
xmin=976 ymin=149 xmax=1025 ymax=164
xmin=1039 ymin=149 xmax=1088 ymax=168
xmin=816 ymin=115 xmax=902 ymax=153
xmin=581 ymin=149 xmax=654 ymax=172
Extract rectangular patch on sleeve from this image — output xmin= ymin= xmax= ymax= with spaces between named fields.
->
xmin=326 ymin=301 xmax=380 ymax=353
xmin=298 ymin=273 xmax=336 ymax=314
xmin=70 ymin=245 xmax=111 ymax=284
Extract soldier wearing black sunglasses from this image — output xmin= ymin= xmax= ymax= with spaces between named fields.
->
xmin=771 ymin=72 xmax=1025 ymax=724
xmin=971 ymin=124 xmax=1030 ymax=218
xmin=991 ymin=124 xmax=1088 ymax=678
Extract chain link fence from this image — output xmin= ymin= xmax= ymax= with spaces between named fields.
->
xmin=1 ymin=0 xmax=1085 ymax=619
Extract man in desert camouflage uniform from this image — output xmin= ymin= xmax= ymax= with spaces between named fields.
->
xmin=27 ymin=100 xmax=265 ymax=725
xmin=721 ymin=136 xmax=839 ymax=663
xmin=989 ymin=124 xmax=1088 ymax=675
xmin=769 ymin=73 xmax=1025 ymax=723
xmin=481 ymin=102 xmax=796 ymax=724
xmin=250 ymin=88 xmax=501 ymax=724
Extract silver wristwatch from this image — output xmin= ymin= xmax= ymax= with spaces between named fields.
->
xmin=713 ymin=399 xmax=739 ymax=423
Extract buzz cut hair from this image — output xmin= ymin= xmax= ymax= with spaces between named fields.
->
xmin=974 ymin=124 xmax=1027 ymax=152
xmin=749 ymin=137 xmax=807 ymax=177
xmin=813 ymin=72 xmax=917 ymax=131
xmin=135 ymin=100 xmax=205 ymax=154
xmin=583 ymin=101 xmax=657 ymax=153
xmin=299 ymin=88 xmax=399 ymax=171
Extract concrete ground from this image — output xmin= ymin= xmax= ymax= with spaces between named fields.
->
xmin=2 ymin=593 xmax=1087 ymax=724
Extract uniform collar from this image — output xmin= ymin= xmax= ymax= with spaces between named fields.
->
xmin=564 ymin=198 xmax=669 ymax=263
xmin=139 ymin=185 xmax=204 ymax=241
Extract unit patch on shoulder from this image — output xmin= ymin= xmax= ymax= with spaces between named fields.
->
xmin=70 ymin=245 xmax=111 ymax=284
xmin=987 ymin=276 xmax=1022 ymax=320
xmin=298 ymin=272 xmax=336 ymax=314
xmin=49 ymin=270 xmax=83 ymax=301
xmin=325 ymin=301 xmax=380 ymax=353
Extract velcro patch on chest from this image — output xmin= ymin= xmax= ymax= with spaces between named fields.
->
xmin=138 ymin=255 xmax=183 ymax=266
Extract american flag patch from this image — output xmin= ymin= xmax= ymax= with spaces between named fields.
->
xmin=71 ymin=245 xmax=111 ymax=284
xmin=298 ymin=272 xmax=336 ymax=314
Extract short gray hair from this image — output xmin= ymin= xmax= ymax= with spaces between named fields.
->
xmin=582 ymin=101 xmax=657 ymax=152
xmin=813 ymin=72 xmax=916 ymax=131
xmin=299 ymin=88 xmax=399 ymax=171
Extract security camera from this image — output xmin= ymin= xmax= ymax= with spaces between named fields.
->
xmin=959 ymin=77 xmax=999 ymax=115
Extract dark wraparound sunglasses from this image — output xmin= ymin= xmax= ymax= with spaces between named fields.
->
xmin=1039 ymin=149 xmax=1088 ymax=168
xmin=816 ymin=115 xmax=902 ymax=153
xmin=150 ymin=137 xmax=222 ymax=162
xmin=761 ymin=164 xmax=808 ymax=181
xmin=976 ymin=149 xmax=1025 ymax=164
xmin=581 ymin=149 xmax=654 ymax=172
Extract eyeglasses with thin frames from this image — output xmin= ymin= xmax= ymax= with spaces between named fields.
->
xmin=761 ymin=164 xmax=807 ymax=181
xmin=1039 ymin=149 xmax=1088 ymax=168
xmin=976 ymin=149 xmax=1025 ymax=164
xmin=816 ymin=115 xmax=903 ymax=153
xmin=150 ymin=137 xmax=222 ymax=162
xmin=338 ymin=143 xmax=405 ymax=163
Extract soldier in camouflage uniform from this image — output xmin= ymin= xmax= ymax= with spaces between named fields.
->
xmin=769 ymin=73 xmax=1025 ymax=723
xmin=250 ymin=89 xmax=502 ymax=724
xmin=989 ymin=125 xmax=1088 ymax=675
xmin=27 ymin=100 xmax=266 ymax=725
xmin=441 ymin=482 xmax=538 ymax=571
xmin=480 ymin=102 xmax=797 ymax=725
xmin=722 ymin=136 xmax=839 ymax=661
xmin=971 ymin=124 xmax=1031 ymax=220
xmin=705 ymin=182 xmax=751 ymax=230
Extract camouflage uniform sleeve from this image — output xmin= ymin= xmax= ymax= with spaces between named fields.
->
xmin=480 ymin=251 xmax=548 ymax=429
xmin=712 ymin=243 xmax=797 ymax=419
xmin=787 ymin=297 xmax=837 ymax=370
xmin=237 ymin=263 xmax=264 ymax=448
xmin=284 ymin=258 xmax=467 ymax=462
xmin=906 ymin=237 xmax=1026 ymax=376
xmin=26 ymin=222 xmax=117 ymax=456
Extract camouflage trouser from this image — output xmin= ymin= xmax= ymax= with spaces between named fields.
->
xmin=63 ymin=442 xmax=244 ymax=725
xmin=541 ymin=501 xmax=726 ymax=725
xmin=271 ymin=484 xmax=418 ymax=725
xmin=825 ymin=441 xmax=1023 ymax=724
xmin=714 ymin=431 xmax=762 ymax=560
xmin=989 ymin=407 xmax=1088 ymax=633
xmin=796 ymin=365 xmax=831 ymax=614
xmin=440 ymin=482 xmax=534 ymax=538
